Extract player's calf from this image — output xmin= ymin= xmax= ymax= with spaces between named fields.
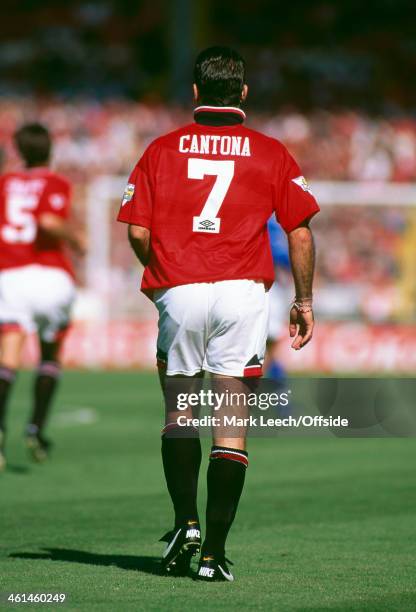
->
xmin=0 ymin=365 xmax=18 ymax=470
xmin=29 ymin=360 xmax=61 ymax=431
xmin=0 ymin=365 xmax=17 ymax=428
xmin=198 ymin=444 xmax=248 ymax=581
xmin=0 ymin=428 xmax=6 ymax=472
xmin=25 ymin=359 xmax=60 ymax=462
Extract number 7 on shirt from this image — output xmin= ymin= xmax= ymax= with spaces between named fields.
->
xmin=189 ymin=158 xmax=235 ymax=234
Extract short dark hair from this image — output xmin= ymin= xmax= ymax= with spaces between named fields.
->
xmin=14 ymin=123 xmax=51 ymax=167
xmin=194 ymin=46 xmax=246 ymax=107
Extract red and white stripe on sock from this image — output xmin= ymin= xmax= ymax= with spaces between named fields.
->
xmin=210 ymin=446 xmax=248 ymax=468
xmin=0 ymin=366 xmax=16 ymax=383
xmin=38 ymin=361 xmax=61 ymax=378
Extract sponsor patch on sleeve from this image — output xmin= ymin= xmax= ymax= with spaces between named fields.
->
xmin=49 ymin=193 xmax=66 ymax=209
xmin=291 ymin=176 xmax=313 ymax=195
xmin=121 ymin=183 xmax=135 ymax=206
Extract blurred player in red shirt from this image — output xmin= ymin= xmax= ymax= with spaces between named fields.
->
xmin=118 ymin=47 xmax=319 ymax=581
xmin=0 ymin=123 xmax=84 ymax=469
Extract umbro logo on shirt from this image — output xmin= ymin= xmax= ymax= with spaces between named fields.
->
xmin=199 ymin=220 xmax=215 ymax=229
xmin=193 ymin=217 xmax=221 ymax=233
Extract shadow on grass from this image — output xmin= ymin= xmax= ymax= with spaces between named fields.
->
xmin=6 ymin=464 xmax=30 ymax=474
xmin=10 ymin=548 xmax=165 ymax=576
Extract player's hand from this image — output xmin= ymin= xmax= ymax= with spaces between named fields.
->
xmin=289 ymin=305 xmax=314 ymax=350
xmin=70 ymin=231 xmax=87 ymax=256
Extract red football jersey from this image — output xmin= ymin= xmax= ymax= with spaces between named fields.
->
xmin=117 ymin=106 xmax=319 ymax=297
xmin=0 ymin=167 xmax=73 ymax=276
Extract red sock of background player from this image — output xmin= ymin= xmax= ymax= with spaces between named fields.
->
xmin=202 ymin=446 xmax=248 ymax=558
xmin=161 ymin=424 xmax=201 ymax=528
xmin=0 ymin=367 xmax=17 ymax=433
xmin=28 ymin=361 xmax=61 ymax=435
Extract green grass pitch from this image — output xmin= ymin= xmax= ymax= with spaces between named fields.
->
xmin=1 ymin=371 xmax=416 ymax=611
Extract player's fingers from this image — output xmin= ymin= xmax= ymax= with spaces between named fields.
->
xmin=78 ymin=235 xmax=88 ymax=255
xmin=289 ymin=307 xmax=298 ymax=337
xmin=292 ymin=315 xmax=310 ymax=349
xmin=298 ymin=312 xmax=314 ymax=348
xmin=299 ymin=323 xmax=314 ymax=348
xmin=291 ymin=332 xmax=304 ymax=350
xmin=291 ymin=321 xmax=304 ymax=349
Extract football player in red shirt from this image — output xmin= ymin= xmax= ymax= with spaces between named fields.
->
xmin=0 ymin=123 xmax=84 ymax=469
xmin=118 ymin=47 xmax=319 ymax=581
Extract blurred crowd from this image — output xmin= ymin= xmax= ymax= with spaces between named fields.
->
xmin=314 ymin=205 xmax=408 ymax=321
xmin=0 ymin=2 xmax=414 ymax=326
xmin=0 ymin=97 xmax=412 ymax=321
xmin=1 ymin=98 xmax=416 ymax=183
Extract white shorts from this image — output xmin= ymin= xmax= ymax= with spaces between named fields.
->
xmin=0 ymin=265 xmax=75 ymax=342
xmin=154 ymin=280 xmax=269 ymax=377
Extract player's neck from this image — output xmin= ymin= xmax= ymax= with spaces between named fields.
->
xmin=24 ymin=163 xmax=49 ymax=171
xmin=194 ymin=105 xmax=246 ymax=127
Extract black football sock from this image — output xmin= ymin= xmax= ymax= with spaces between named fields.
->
xmin=203 ymin=446 xmax=248 ymax=557
xmin=28 ymin=361 xmax=61 ymax=434
xmin=161 ymin=423 xmax=202 ymax=528
xmin=0 ymin=366 xmax=17 ymax=433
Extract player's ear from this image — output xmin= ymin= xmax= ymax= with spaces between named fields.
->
xmin=241 ymin=84 xmax=248 ymax=102
xmin=193 ymin=84 xmax=199 ymax=103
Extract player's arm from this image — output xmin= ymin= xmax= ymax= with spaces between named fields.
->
xmin=287 ymin=220 xmax=315 ymax=350
xmin=38 ymin=176 xmax=85 ymax=255
xmin=127 ymin=224 xmax=150 ymax=266
xmin=273 ymin=147 xmax=320 ymax=350
xmin=38 ymin=213 xmax=86 ymax=255
xmin=117 ymin=150 xmax=155 ymax=263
